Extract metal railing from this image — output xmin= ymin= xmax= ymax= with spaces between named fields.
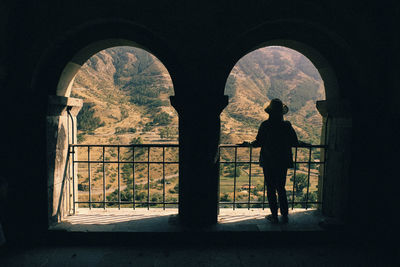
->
xmin=68 ymin=144 xmax=179 ymax=212
xmin=67 ymin=143 xmax=326 ymax=212
xmin=219 ymin=144 xmax=326 ymax=210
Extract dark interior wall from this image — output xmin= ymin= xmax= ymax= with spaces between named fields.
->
xmin=0 ymin=0 xmax=399 ymax=244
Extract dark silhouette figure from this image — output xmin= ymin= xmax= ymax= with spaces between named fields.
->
xmin=243 ymin=99 xmax=301 ymax=224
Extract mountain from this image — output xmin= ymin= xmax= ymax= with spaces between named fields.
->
xmin=71 ymin=46 xmax=325 ymax=145
xmin=71 ymin=47 xmax=176 ymax=145
xmin=221 ymin=46 xmax=324 ymax=144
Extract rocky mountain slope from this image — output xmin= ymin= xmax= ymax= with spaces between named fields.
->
xmin=71 ymin=46 xmax=325 ymax=145
xmin=221 ymin=46 xmax=324 ymax=144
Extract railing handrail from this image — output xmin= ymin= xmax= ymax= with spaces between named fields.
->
xmin=68 ymin=143 xmax=326 ymax=211
xmin=70 ymin=144 xmax=179 ymax=148
xmin=70 ymin=143 xmax=326 ymax=148
xmin=220 ymin=144 xmax=327 ymax=148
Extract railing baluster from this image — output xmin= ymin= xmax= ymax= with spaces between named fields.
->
xmin=233 ymin=147 xmax=237 ymax=210
xmin=72 ymin=145 xmax=76 ymax=214
xmin=292 ymin=146 xmax=298 ymax=210
xmin=306 ymin=147 xmax=312 ymax=210
xmin=218 ymin=146 xmax=221 ymax=212
xmin=147 ymin=146 xmax=150 ymax=210
xmin=67 ymin=168 xmax=70 ymax=214
xmin=248 ymin=146 xmax=252 ymax=210
xmin=163 ymin=147 xmax=166 ymax=210
xmin=262 ymin=166 xmax=266 ymax=210
xmin=88 ymin=146 xmax=91 ymax=210
xmin=103 ymin=146 xmax=106 ymax=209
xmin=72 ymin=144 xmax=180 ymax=208
xmin=132 ymin=146 xmax=135 ymax=210
xmin=118 ymin=146 xmax=120 ymax=210
xmin=72 ymin=144 xmax=324 ymax=210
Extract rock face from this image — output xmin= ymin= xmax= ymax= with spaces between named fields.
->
xmin=222 ymin=46 xmax=325 ymax=144
xmin=72 ymin=46 xmax=325 ymax=145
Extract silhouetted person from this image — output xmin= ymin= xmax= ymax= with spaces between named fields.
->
xmin=243 ymin=99 xmax=302 ymax=224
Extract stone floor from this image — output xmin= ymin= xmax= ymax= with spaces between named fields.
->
xmin=50 ymin=208 xmax=324 ymax=232
xmin=1 ymin=209 xmax=398 ymax=266
xmin=1 ymin=242 xmax=397 ymax=266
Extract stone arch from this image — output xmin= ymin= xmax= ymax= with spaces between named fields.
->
xmin=56 ymin=39 xmax=177 ymax=97
xmin=219 ymin=25 xmax=360 ymax=99
xmin=32 ymin=19 xmax=181 ymax=98
xmin=32 ymin=19 xmax=180 ymax=225
xmin=219 ymin=20 xmax=359 ymax=222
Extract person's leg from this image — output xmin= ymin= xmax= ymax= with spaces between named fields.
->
xmin=263 ymin=166 xmax=278 ymax=220
xmin=276 ymin=167 xmax=289 ymax=222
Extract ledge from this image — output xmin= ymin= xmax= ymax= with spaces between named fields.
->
xmin=49 ymin=208 xmax=325 ymax=233
xmin=47 ymin=96 xmax=83 ymax=116
xmin=45 ymin=208 xmax=347 ymax=246
xmin=48 ymin=95 xmax=83 ymax=107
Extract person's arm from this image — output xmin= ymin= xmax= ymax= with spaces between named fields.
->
xmin=287 ymin=122 xmax=311 ymax=146
xmin=287 ymin=121 xmax=299 ymax=147
xmin=240 ymin=138 xmax=260 ymax=147
xmin=298 ymin=140 xmax=311 ymax=146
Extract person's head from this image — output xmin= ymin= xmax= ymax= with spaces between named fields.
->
xmin=264 ymin=98 xmax=288 ymax=120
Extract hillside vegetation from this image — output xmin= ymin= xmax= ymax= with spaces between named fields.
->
xmin=71 ymin=46 xmax=324 ymax=207
xmin=72 ymin=46 xmax=324 ymax=145
xmin=72 ymin=46 xmax=176 ymax=145
xmin=221 ymin=46 xmax=324 ymax=145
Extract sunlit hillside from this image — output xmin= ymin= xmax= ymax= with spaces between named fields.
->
xmin=72 ymin=46 xmax=324 ymax=146
xmin=70 ymin=46 xmax=325 ymax=208
xmin=221 ymin=46 xmax=325 ymax=145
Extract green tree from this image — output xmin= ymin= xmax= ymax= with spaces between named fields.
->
xmin=151 ymin=192 xmax=162 ymax=202
xmin=152 ymin=112 xmax=172 ymax=126
xmin=130 ymin=137 xmax=142 ymax=145
xmin=120 ymin=107 xmax=129 ymax=121
xmin=169 ymin=183 xmax=179 ymax=194
xmin=159 ymin=127 xmax=175 ymax=139
xmin=290 ymin=173 xmax=308 ymax=196
xmin=77 ymin=133 xmax=85 ymax=143
xmin=77 ymin=103 xmax=105 ymax=132
xmin=225 ymin=165 xmax=242 ymax=177
xmin=220 ymin=193 xmax=231 ymax=202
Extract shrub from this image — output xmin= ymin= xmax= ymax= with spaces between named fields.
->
xmin=130 ymin=137 xmax=142 ymax=145
xmin=142 ymin=123 xmax=153 ymax=132
xmin=77 ymin=133 xmax=85 ymax=143
xmin=220 ymin=193 xmax=231 ymax=202
xmin=290 ymin=173 xmax=308 ymax=196
xmin=115 ymin=127 xmax=137 ymax=134
xmin=77 ymin=103 xmax=105 ymax=132
xmin=152 ymin=112 xmax=172 ymax=126
xmin=120 ymin=107 xmax=129 ymax=120
xmin=159 ymin=127 xmax=176 ymax=139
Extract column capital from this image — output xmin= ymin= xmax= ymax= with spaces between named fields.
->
xmin=47 ymin=95 xmax=83 ymax=116
xmin=170 ymin=95 xmax=229 ymax=118
xmin=316 ymin=98 xmax=352 ymax=118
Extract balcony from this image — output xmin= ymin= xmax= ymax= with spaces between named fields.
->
xmin=51 ymin=143 xmax=327 ymax=233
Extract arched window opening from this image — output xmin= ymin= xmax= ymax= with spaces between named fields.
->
xmin=48 ymin=46 xmax=179 ymax=229
xmin=219 ymin=46 xmax=326 ymax=222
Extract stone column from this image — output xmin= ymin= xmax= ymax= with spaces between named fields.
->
xmin=171 ymin=95 xmax=228 ymax=226
xmin=316 ymin=99 xmax=352 ymax=222
xmin=47 ymin=95 xmax=82 ymax=224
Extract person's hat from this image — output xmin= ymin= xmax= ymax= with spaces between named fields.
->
xmin=264 ymin=98 xmax=289 ymax=114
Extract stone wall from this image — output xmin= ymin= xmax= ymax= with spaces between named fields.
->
xmin=47 ymin=96 xmax=82 ymax=224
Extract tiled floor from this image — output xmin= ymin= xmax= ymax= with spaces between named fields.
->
xmin=50 ymin=208 xmax=324 ymax=232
